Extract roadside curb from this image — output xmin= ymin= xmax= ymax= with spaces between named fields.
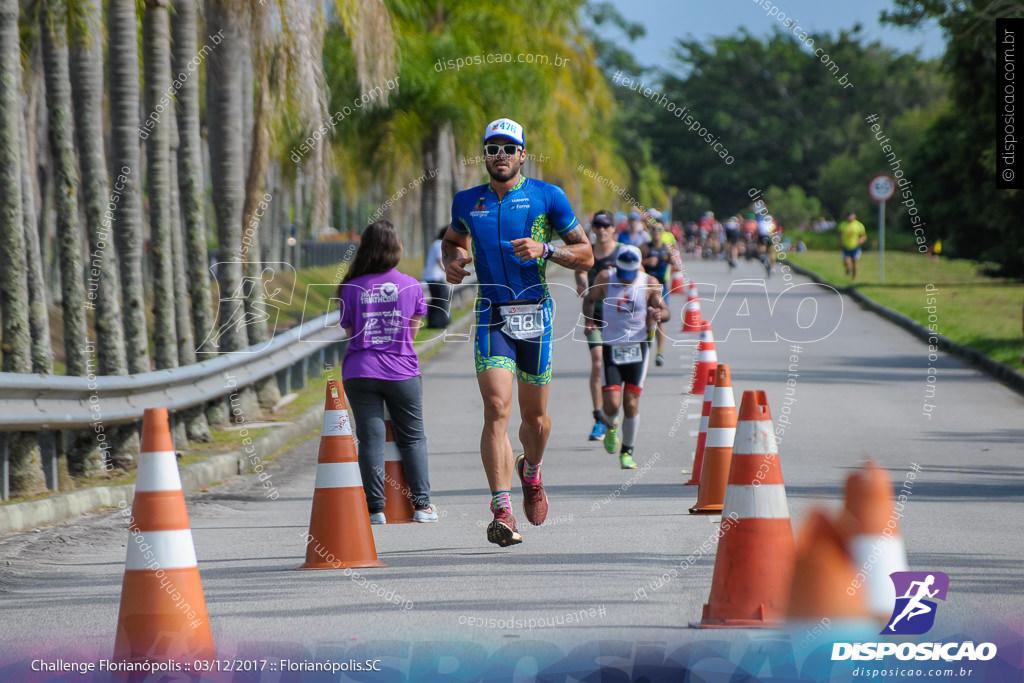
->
xmin=0 ymin=293 xmax=476 ymax=536
xmin=788 ymin=262 xmax=1024 ymax=397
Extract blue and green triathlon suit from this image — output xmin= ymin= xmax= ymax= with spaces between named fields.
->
xmin=451 ymin=176 xmax=579 ymax=385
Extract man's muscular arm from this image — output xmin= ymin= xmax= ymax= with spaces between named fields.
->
xmin=442 ymin=226 xmax=473 ymax=284
xmin=548 ymin=225 xmax=594 ymax=272
xmin=510 ymin=224 xmax=594 ymax=272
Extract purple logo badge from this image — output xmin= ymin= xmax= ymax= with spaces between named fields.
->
xmin=882 ymin=571 xmax=949 ymax=635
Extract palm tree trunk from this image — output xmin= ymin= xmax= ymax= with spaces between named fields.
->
xmin=172 ymin=0 xmax=222 ymax=431
xmin=39 ymin=0 xmax=88 ymax=380
xmin=242 ymin=0 xmax=280 ymax=408
xmin=1 ymin=0 xmax=45 ymax=497
xmin=108 ymin=0 xmax=151 ymax=375
xmin=143 ymin=0 xmax=179 ymax=371
xmin=168 ymin=105 xmax=211 ymax=442
xmin=21 ymin=77 xmax=53 ymax=376
xmin=171 ymin=0 xmax=215 ymax=357
xmin=206 ymin=0 xmax=260 ymax=420
xmin=71 ymin=0 xmax=129 ymax=378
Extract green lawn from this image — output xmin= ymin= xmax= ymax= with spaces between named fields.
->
xmin=785 ymin=250 xmax=1024 ymax=370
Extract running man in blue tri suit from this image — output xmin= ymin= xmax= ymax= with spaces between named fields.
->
xmin=443 ymin=117 xmax=593 ymax=547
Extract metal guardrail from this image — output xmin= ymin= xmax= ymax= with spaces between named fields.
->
xmin=0 ymin=311 xmax=347 ymax=432
xmin=0 ymin=279 xmax=477 ymax=501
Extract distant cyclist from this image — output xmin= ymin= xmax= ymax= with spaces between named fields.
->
xmin=723 ymin=216 xmax=741 ymax=269
xmin=757 ymin=215 xmax=777 ymax=276
xmin=444 ymin=117 xmax=593 ymax=547
xmin=575 ymin=210 xmax=619 ymax=442
xmin=582 ymin=245 xmax=669 ymax=470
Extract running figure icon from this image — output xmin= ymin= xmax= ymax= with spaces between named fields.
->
xmin=885 ymin=574 xmax=939 ymax=632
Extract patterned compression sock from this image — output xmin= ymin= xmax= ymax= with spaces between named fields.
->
xmin=592 ymin=409 xmax=602 ymax=423
xmin=522 ymin=458 xmax=542 ymax=483
xmin=490 ymin=491 xmax=512 ymax=513
xmin=621 ymin=415 xmax=639 ymax=450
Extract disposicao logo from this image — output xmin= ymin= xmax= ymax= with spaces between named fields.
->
xmin=883 ymin=571 xmax=948 ymax=635
xmin=831 ymin=571 xmax=998 ymax=663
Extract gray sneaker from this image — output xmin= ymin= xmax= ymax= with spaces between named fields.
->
xmin=413 ymin=505 xmax=439 ymax=523
xmin=369 ymin=512 xmax=386 ymax=525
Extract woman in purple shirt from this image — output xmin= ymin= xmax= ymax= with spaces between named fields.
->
xmin=338 ymin=220 xmax=436 ymax=523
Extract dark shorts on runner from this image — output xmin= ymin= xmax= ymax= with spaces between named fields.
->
xmin=601 ymin=342 xmax=650 ymax=395
xmin=842 ymin=246 xmax=862 ymax=260
xmin=725 ymin=228 xmax=740 ymax=244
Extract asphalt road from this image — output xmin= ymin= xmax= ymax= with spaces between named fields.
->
xmin=2 ymin=256 xmax=1022 ymax=679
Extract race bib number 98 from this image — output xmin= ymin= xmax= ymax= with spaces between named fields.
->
xmin=498 ymin=303 xmax=545 ymax=340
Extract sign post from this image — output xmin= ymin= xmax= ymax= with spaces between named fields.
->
xmin=869 ymin=175 xmax=895 ymax=283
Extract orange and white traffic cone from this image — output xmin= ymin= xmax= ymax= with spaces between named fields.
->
xmin=113 ymin=408 xmax=214 ymax=662
xmin=839 ymin=461 xmax=908 ymax=620
xmin=689 ymin=364 xmax=736 ymax=514
xmin=684 ymin=366 xmax=717 ymax=486
xmin=382 ymin=406 xmax=415 ymax=524
xmin=669 ymin=270 xmax=686 ymax=295
xmin=689 ymin=321 xmax=717 ymax=395
xmin=681 ymin=281 xmax=703 ymax=333
xmin=300 ymin=381 xmax=385 ymax=569
xmin=787 ymin=509 xmax=870 ymax=621
xmin=696 ymin=391 xmax=795 ymax=627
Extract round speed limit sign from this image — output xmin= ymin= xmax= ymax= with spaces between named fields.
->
xmin=869 ymin=175 xmax=895 ymax=202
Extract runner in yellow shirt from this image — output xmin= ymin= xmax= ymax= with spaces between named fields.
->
xmin=839 ymin=211 xmax=867 ymax=280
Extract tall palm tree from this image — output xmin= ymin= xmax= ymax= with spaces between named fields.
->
xmin=39 ymin=0 xmax=88 ymax=381
xmin=0 ymin=0 xmax=44 ymax=497
xmin=20 ymin=66 xmax=53 ymax=376
xmin=171 ymin=0 xmax=215 ymax=360
xmin=168 ymin=100 xmax=210 ymax=441
xmin=171 ymin=0 xmax=218 ymax=432
xmin=66 ymin=0 xmax=139 ymax=474
xmin=242 ymin=0 xmax=281 ymax=408
xmin=206 ymin=0 xmax=260 ymax=419
xmin=70 ymin=0 xmax=129 ymax=379
xmin=143 ymin=0 xmax=179 ymax=371
xmin=108 ymin=0 xmax=151 ymax=375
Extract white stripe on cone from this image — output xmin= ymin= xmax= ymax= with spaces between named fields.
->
xmin=712 ymin=387 xmax=735 ymax=407
xmin=322 ymin=409 xmax=353 ymax=436
xmin=733 ymin=421 xmax=778 ymax=455
xmin=314 ymin=462 xmax=364 ymax=489
xmin=849 ymin=534 xmax=908 ymax=615
xmin=722 ymin=484 xmax=790 ymax=519
xmin=135 ymin=451 xmax=183 ymax=492
xmin=696 ymin=351 xmax=717 ymax=361
xmin=124 ymin=529 xmax=199 ymax=570
xmin=705 ymin=427 xmax=736 ymax=448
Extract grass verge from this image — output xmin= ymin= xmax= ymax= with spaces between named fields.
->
xmin=786 ymin=250 xmax=1023 ymax=370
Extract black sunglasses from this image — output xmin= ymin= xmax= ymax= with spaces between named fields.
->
xmin=484 ymin=143 xmax=523 ymax=157
xmin=593 ymin=223 xmax=615 ymax=229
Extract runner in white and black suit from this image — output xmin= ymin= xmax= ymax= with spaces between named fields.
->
xmin=582 ymin=245 xmax=670 ymax=469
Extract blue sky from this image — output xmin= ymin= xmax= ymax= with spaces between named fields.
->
xmin=601 ymin=0 xmax=946 ymax=70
